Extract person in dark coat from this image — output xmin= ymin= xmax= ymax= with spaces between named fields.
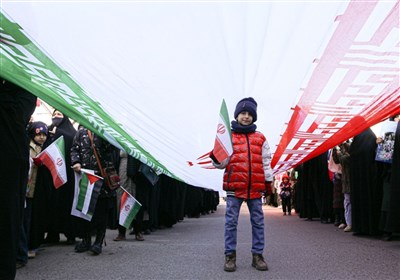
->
xmin=70 ymin=127 xmax=116 ymax=255
xmin=45 ymin=110 xmax=77 ymax=244
xmin=299 ymin=153 xmax=331 ymax=221
xmin=383 ymin=114 xmax=400 ymax=239
xmin=0 ymin=78 xmax=36 ymax=280
xmin=350 ymin=127 xmax=381 ymax=236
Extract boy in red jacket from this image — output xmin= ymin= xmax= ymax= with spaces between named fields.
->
xmin=211 ymin=97 xmax=273 ymax=272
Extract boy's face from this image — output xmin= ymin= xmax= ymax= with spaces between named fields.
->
xmin=237 ymin=111 xmax=253 ymax=126
xmin=34 ymin=133 xmax=47 ymax=145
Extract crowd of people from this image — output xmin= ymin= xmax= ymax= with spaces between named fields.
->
xmin=0 ymin=79 xmax=219 ymax=280
xmin=1 ymin=78 xmax=398 ymax=279
xmin=269 ymin=114 xmax=400 ymax=241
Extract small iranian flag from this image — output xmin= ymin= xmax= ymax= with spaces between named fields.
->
xmin=76 ymin=170 xmax=103 ymax=216
xmin=212 ymin=99 xmax=233 ymax=163
xmin=119 ymin=189 xmax=141 ymax=229
xmin=36 ymin=136 xmax=67 ymax=188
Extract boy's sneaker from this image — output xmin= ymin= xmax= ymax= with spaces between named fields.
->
xmin=16 ymin=262 xmax=26 ymax=269
xmin=224 ymin=252 xmax=236 ymax=272
xmin=338 ymin=223 xmax=346 ymax=229
xmin=252 ymin=254 xmax=268 ymax=271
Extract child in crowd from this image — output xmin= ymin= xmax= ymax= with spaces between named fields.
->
xmin=210 ymin=97 xmax=273 ymax=272
xmin=16 ymin=122 xmax=48 ymax=268
xmin=279 ymin=174 xmax=292 ymax=216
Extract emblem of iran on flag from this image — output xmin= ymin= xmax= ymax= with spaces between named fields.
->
xmin=119 ymin=190 xmax=141 ymax=229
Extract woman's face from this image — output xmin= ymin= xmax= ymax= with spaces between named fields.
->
xmin=52 ymin=110 xmax=64 ymax=118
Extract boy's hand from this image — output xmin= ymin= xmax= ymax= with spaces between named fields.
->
xmin=209 ymin=151 xmax=220 ymax=164
xmin=265 ymin=181 xmax=272 ymax=196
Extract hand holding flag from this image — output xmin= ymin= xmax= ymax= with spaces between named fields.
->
xmin=188 ymin=99 xmax=232 ymax=168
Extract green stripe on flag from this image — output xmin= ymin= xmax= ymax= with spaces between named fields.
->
xmin=55 ymin=137 xmax=65 ymax=158
xmin=220 ymin=99 xmax=232 ymax=140
xmin=76 ymin=174 xmax=89 ymax=211
xmin=0 ymin=10 xmax=177 ymax=181
xmin=123 ymin=201 xmax=141 ymax=229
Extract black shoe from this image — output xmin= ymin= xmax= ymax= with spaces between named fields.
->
xmin=44 ymin=233 xmax=60 ymax=244
xmin=16 ymin=262 xmax=26 ymax=269
xmin=75 ymin=237 xmax=91 ymax=253
xmin=90 ymin=230 xmax=105 ymax=255
xmin=382 ymin=233 xmax=392 ymax=241
xmin=90 ymin=243 xmax=102 ymax=255
xmin=334 ymin=221 xmax=341 ymax=227
xmin=66 ymin=237 xmax=76 ymax=245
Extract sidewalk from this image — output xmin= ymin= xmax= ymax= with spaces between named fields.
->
xmin=16 ymin=202 xmax=400 ymax=280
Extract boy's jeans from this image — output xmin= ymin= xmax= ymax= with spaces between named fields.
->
xmin=224 ymin=196 xmax=264 ymax=255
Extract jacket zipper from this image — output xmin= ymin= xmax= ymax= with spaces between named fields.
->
xmin=246 ymin=134 xmax=251 ymax=199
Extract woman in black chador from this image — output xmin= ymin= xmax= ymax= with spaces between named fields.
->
xmin=349 ymin=127 xmax=381 ymax=236
xmin=45 ymin=110 xmax=77 ymax=244
xmin=384 ymin=118 xmax=400 ymax=239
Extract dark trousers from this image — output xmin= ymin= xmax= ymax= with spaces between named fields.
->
xmin=17 ymin=198 xmax=33 ymax=264
xmin=75 ymin=196 xmax=111 ymax=239
xmin=282 ymin=197 xmax=292 ymax=213
xmin=0 ymin=160 xmax=28 ymax=280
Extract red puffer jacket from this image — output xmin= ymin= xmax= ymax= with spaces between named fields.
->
xmin=223 ymin=131 xmax=266 ymax=199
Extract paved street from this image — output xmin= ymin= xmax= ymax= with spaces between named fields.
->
xmin=16 ymin=201 xmax=400 ymax=280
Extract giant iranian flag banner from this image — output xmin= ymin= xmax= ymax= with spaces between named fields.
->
xmin=0 ymin=11 xmax=174 ymax=180
xmin=36 ymin=136 xmax=67 ymax=188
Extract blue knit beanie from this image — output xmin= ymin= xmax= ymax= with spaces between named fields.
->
xmin=28 ymin=121 xmax=49 ymax=139
xmin=234 ymin=97 xmax=257 ymax=122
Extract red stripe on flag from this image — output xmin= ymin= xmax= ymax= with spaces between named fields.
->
xmin=213 ymin=137 xmax=229 ymax=163
xmin=39 ymin=152 xmax=64 ymax=188
xmin=197 ymin=160 xmax=212 ymax=165
xmin=196 ymin=151 xmax=211 ymax=160
xmin=120 ymin=191 xmax=128 ymax=211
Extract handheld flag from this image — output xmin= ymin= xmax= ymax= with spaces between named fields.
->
xmin=71 ymin=169 xmax=103 ymax=221
xmin=213 ymin=99 xmax=233 ymax=163
xmin=119 ymin=188 xmax=141 ymax=229
xmin=36 ymin=136 xmax=67 ymax=188
xmin=188 ymin=99 xmax=232 ymax=169
xmin=75 ymin=170 xmax=103 ymax=216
